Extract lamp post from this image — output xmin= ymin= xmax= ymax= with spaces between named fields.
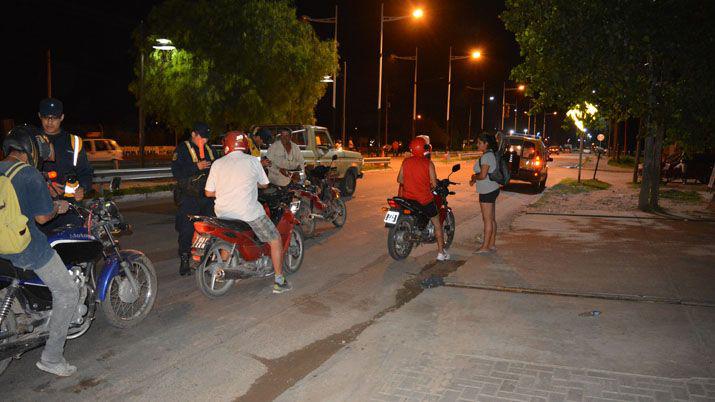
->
xmin=446 ymin=48 xmax=480 ymax=153
xmin=377 ymin=4 xmax=423 ymax=152
xmin=138 ymin=36 xmax=176 ymax=167
xmin=501 ymin=83 xmax=525 ymax=131
xmin=391 ymin=47 xmax=419 ymax=138
xmin=465 ymin=82 xmax=486 ymax=142
xmin=301 ymin=6 xmax=338 ymax=135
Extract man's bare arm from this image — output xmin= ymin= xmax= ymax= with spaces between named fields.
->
xmin=429 ymin=162 xmax=438 ymax=188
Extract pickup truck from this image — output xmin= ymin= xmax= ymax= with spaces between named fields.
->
xmin=251 ymin=125 xmax=364 ymax=195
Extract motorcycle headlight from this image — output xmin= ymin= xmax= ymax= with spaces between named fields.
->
xmin=290 ymin=200 xmax=300 ymax=214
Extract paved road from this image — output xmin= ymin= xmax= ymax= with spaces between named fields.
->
xmin=0 ymin=156 xmax=573 ymax=400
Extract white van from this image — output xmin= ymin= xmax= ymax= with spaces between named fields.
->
xmin=84 ymin=138 xmax=123 ymax=168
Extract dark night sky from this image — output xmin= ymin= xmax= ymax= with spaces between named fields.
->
xmin=1 ymin=0 xmax=543 ymax=145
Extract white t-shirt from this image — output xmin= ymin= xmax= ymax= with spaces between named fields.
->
xmin=205 ymin=151 xmax=270 ymax=222
xmin=473 ymin=151 xmax=500 ymax=194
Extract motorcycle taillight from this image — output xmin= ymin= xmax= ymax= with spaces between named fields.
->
xmin=388 ymin=199 xmax=398 ymax=208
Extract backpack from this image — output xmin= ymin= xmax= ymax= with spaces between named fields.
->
xmin=486 ymin=149 xmax=511 ymax=185
xmin=0 ymin=162 xmax=31 ymax=254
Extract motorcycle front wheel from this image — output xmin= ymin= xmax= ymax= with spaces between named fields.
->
xmin=331 ymin=199 xmax=347 ymax=227
xmin=298 ymin=202 xmax=316 ymax=238
xmin=0 ymin=311 xmax=16 ymax=375
xmin=387 ymin=217 xmax=414 ymax=260
xmin=100 ymin=255 xmax=158 ymax=328
xmin=196 ymin=241 xmax=237 ymax=299
xmin=282 ymin=226 xmax=305 ymax=275
xmin=443 ymin=210 xmax=456 ymax=250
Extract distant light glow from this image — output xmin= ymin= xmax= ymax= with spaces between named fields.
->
xmin=509 ymin=129 xmax=515 ymax=134
xmin=153 ymin=38 xmax=176 ymax=51
xmin=566 ymin=102 xmax=598 ymax=133
xmin=518 ymin=84 xmax=526 ymax=91
xmin=412 ymin=8 xmax=424 ymax=18
xmin=489 ymin=96 xmax=495 ymax=101
xmin=321 ymin=75 xmax=334 ymax=83
xmin=471 ymin=50 xmax=482 ymax=59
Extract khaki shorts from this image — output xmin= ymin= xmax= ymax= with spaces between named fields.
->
xmin=247 ymin=215 xmax=280 ymax=243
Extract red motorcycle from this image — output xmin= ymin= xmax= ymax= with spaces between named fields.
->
xmin=290 ymin=155 xmax=347 ymax=237
xmin=190 ymin=187 xmax=305 ymax=298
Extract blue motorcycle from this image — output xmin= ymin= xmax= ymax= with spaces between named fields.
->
xmin=0 ymin=178 xmax=157 ymax=375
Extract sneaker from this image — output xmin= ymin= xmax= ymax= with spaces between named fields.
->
xmin=437 ymin=251 xmax=451 ymax=261
xmin=273 ymin=279 xmax=292 ymax=294
xmin=36 ymin=360 xmax=77 ymax=377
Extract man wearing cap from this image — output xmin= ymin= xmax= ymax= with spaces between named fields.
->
xmin=171 ymin=123 xmax=216 ymax=276
xmin=38 ymin=98 xmax=94 ymax=231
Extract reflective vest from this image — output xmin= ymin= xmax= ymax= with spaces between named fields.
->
xmin=184 ymin=141 xmax=215 ymax=162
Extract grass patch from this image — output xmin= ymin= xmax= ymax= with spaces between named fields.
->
xmin=550 ymin=178 xmax=612 ymax=194
xmin=659 ymin=189 xmax=702 ymax=203
xmin=607 ymin=155 xmax=636 ymax=168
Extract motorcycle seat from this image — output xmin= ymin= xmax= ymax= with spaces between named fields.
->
xmin=216 ymin=218 xmax=252 ymax=232
xmin=392 ymin=197 xmax=427 ymax=212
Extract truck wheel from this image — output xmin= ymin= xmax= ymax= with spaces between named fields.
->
xmin=340 ymin=170 xmax=357 ymax=196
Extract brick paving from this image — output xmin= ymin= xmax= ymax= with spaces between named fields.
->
xmin=371 ymin=353 xmax=715 ymax=402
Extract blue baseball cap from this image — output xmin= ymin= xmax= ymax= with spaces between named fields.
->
xmin=39 ymin=98 xmax=64 ymax=117
xmin=192 ymin=122 xmax=211 ymax=138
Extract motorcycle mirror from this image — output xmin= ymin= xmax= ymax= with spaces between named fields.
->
xmin=109 ymin=177 xmax=122 ymax=192
xmin=452 ymin=164 xmax=461 ymax=172
xmin=332 ymin=154 xmax=338 ymax=161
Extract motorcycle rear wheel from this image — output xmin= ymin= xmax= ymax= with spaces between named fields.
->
xmin=387 ymin=217 xmax=414 ymax=260
xmin=283 ymin=226 xmax=305 ymax=275
xmin=0 ymin=311 xmax=17 ymax=375
xmin=331 ymin=199 xmax=347 ymax=227
xmin=100 ymin=255 xmax=157 ymax=328
xmin=196 ymin=242 xmax=236 ymax=299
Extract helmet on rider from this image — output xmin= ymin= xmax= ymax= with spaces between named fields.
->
xmin=409 ymin=137 xmax=429 ymax=158
xmin=222 ymin=131 xmax=250 ymax=155
xmin=2 ymin=124 xmax=52 ymax=168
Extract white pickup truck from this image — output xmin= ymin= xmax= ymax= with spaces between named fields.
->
xmin=251 ymin=125 xmax=364 ymax=195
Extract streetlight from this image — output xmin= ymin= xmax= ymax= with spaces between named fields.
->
xmin=377 ymin=3 xmax=424 ymax=151
xmin=138 ymin=36 xmax=176 ymax=167
xmin=391 ymin=47 xmax=419 ymax=138
xmin=302 ymin=6 xmax=339 ymax=137
xmin=500 ymin=83 xmax=525 ymax=131
xmin=465 ymin=82 xmax=487 ymax=143
xmin=446 ymin=47 xmax=482 ymax=153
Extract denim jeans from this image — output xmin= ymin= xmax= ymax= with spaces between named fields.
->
xmin=34 ymin=251 xmax=79 ymax=364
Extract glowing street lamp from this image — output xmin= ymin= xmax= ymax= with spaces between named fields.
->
xmin=471 ymin=50 xmax=482 ymax=59
xmin=501 ymin=83 xmax=526 ymax=130
xmin=152 ymin=38 xmax=176 ymax=51
xmin=412 ymin=8 xmax=424 ymax=18
xmin=567 ymin=101 xmax=598 ymax=182
xmin=446 ymin=46 xmax=482 ymax=152
xmin=320 ymin=75 xmax=334 ymax=83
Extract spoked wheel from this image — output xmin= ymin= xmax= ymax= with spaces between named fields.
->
xmin=298 ymin=202 xmax=316 ymax=238
xmin=331 ymin=199 xmax=347 ymax=227
xmin=101 ymin=256 xmax=157 ymax=328
xmin=443 ymin=210 xmax=456 ymax=250
xmin=0 ymin=311 xmax=17 ymax=375
xmin=387 ymin=217 xmax=414 ymax=260
xmin=282 ymin=226 xmax=305 ymax=275
xmin=196 ymin=241 xmax=236 ymax=299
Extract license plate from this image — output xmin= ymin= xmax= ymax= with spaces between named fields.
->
xmin=192 ymin=234 xmax=210 ymax=250
xmin=384 ymin=211 xmax=400 ymax=224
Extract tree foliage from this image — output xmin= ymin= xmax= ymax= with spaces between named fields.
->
xmin=502 ymin=0 xmax=715 ymax=210
xmin=130 ymin=0 xmax=338 ymax=133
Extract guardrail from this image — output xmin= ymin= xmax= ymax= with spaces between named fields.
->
xmin=363 ymin=157 xmax=391 ymax=168
xmin=94 ymin=167 xmax=173 ymax=183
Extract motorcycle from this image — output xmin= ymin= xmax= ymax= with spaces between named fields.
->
xmin=190 ymin=186 xmax=305 ymax=298
xmin=291 ymin=155 xmax=347 ymax=237
xmin=0 ymin=178 xmax=158 ymax=375
xmin=384 ymin=164 xmax=460 ymax=260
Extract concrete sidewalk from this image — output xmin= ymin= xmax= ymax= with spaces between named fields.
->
xmin=278 ymin=212 xmax=715 ymax=402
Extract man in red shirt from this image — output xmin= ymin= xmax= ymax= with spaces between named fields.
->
xmin=396 ymin=137 xmax=449 ymax=261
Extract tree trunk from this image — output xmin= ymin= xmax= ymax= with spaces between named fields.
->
xmin=615 ymin=120 xmax=621 ymax=162
xmin=623 ymin=119 xmax=628 ymax=156
xmin=632 ymin=118 xmax=643 ymax=183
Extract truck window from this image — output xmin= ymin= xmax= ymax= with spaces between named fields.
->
xmin=521 ymin=142 xmax=536 ymax=159
xmin=315 ymin=129 xmax=333 ymax=149
xmin=95 ymin=141 xmax=109 ymax=151
xmin=292 ymin=129 xmax=307 ymax=149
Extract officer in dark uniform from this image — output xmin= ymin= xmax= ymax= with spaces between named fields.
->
xmin=172 ymin=122 xmax=216 ymax=276
xmin=38 ymin=98 xmax=94 ymax=231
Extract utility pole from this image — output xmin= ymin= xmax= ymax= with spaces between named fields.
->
xmin=138 ymin=21 xmax=146 ymax=168
xmin=412 ymin=47 xmax=418 ymax=139
xmin=480 ymin=81 xmax=485 ymax=131
xmin=377 ymin=2 xmax=385 ymax=150
xmin=501 ymin=82 xmax=506 ymax=130
xmin=46 ymin=49 xmax=52 ymax=97
xmin=341 ymin=61 xmax=347 ymax=147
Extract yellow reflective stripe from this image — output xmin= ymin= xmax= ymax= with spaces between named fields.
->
xmin=5 ymin=162 xmax=28 ymax=180
xmin=185 ymin=141 xmax=198 ymax=163
xmin=70 ymin=135 xmax=82 ymax=166
xmin=206 ymin=145 xmax=215 ymax=161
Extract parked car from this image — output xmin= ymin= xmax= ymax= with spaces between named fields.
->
xmin=84 ymin=138 xmax=123 ymax=168
xmin=251 ymin=125 xmax=364 ymax=195
xmin=503 ymin=134 xmax=552 ymax=191
xmin=548 ymin=145 xmax=561 ymax=155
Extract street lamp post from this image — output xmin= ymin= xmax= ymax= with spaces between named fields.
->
xmin=377 ymin=4 xmax=423 ymax=152
xmin=391 ymin=47 xmax=418 ymax=138
xmin=302 ymin=6 xmax=338 ymax=135
xmin=465 ymin=82 xmax=486 ymax=141
xmin=446 ymin=48 xmax=480 ymax=153
xmin=501 ymin=83 xmax=525 ymax=131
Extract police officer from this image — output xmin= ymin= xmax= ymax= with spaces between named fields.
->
xmin=38 ymin=98 xmax=93 ymax=230
xmin=172 ymin=122 xmax=216 ymax=276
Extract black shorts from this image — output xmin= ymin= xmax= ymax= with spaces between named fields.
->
xmin=416 ymin=200 xmax=438 ymax=218
xmin=479 ymin=189 xmax=500 ymax=203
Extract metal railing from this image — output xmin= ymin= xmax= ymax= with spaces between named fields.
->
xmin=95 ymin=157 xmax=392 ymax=182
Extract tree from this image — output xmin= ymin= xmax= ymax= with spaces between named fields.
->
xmin=502 ymin=0 xmax=715 ymax=211
xmin=130 ymin=0 xmax=338 ymax=137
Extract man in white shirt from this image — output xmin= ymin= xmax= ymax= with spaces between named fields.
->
xmin=266 ymin=128 xmax=305 ymax=187
xmin=205 ymin=131 xmax=291 ymax=293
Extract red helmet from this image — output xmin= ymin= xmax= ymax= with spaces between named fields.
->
xmin=223 ymin=131 xmax=250 ymax=155
xmin=409 ymin=137 xmax=429 ymax=158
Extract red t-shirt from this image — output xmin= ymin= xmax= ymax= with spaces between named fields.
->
xmin=401 ymin=156 xmax=433 ymax=205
